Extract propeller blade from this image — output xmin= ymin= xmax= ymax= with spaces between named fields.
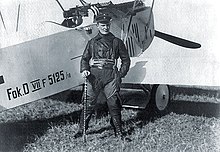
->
xmin=155 ymin=30 xmax=201 ymax=49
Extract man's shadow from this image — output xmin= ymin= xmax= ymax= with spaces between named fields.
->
xmin=124 ymin=61 xmax=148 ymax=83
xmin=0 ymin=91 xmax=83 ymax=152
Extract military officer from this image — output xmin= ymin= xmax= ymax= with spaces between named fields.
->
xmin=74 ymin=13 xmax=131 ymax=140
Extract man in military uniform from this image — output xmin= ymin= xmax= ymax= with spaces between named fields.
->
xmin=74 ymin=13 xmax=131 ymax=140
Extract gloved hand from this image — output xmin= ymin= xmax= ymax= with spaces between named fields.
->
xmin=82 ymin=70 xmax=90 ymax=78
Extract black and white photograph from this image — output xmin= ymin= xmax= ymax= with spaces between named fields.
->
xmin=0 ymin=0 xmax=220 ymax=151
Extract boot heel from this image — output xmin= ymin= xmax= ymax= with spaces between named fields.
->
xmin=74 ymin=130 xmax=83 ymax=138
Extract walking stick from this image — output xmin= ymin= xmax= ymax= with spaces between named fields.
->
xmin=83 ymin=77 xmax=87 ymax=143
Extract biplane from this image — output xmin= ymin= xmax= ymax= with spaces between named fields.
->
xmin=0 ymin=0 xmax=219 ymax=114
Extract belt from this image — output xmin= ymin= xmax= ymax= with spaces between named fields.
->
xmin=90 ymin=59 xmax=116 ymax=69
xmin=91 ymin=64 xmax=114 ymax=69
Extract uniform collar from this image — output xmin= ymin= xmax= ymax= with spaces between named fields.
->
xmin=94 ymin=32 xmax=115 ymax=41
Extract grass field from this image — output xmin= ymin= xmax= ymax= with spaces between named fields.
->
xmin=0 ymin=98 xmax=82 ymax=123
xmin=171 ymin=86 xmax=220 ymax=103
xmin=0 ymin=86 xmax=220 ymax=151
xmin=22 ymin=111 xmax=220 ymax=152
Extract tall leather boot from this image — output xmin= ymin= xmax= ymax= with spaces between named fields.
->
xmin=111 ymin=116 xmax=132 ymax=142
xmin=74 ymin=107 xmax=93 ymax=138
xmin=111 ymin=116 xmax=123 ymax=137
xmin=110 ymin=117 xmax=116 ymax=136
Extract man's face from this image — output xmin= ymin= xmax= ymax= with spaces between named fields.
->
xmin=97 ymin=22 xmax=111 ymax=35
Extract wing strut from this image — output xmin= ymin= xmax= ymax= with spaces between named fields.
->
xmin=16 ymin=4 xmax=21 ymax=32
xmin=146 ymin=0 xmax=155 ymax=32
xmin=55 ymin=0 xmax=65 ymax=11
xmin=123 ymin=0 xmax=140 ymax=43
xmin=0 ymin=10 xmax=7 ymax=31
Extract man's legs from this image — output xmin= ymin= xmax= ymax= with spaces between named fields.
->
xmin=104 ymin=78 xmax=123 ymax=137
xmin=107 ymin=94 xmax=123 ymax=136
xmin=104 ymin=78 xmax=131 ymax=141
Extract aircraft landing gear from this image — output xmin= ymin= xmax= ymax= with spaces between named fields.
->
xmin=150 ymin=84 xmax=170 ymax=116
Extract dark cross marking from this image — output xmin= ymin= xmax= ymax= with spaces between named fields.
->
xmin=0 ymin=75 xmax=5 ymax=85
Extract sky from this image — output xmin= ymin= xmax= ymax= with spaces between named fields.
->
xmin=0 ymin=0 xmax=220 ymax=60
